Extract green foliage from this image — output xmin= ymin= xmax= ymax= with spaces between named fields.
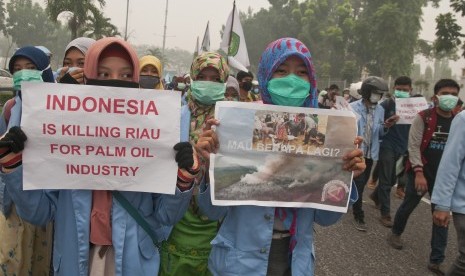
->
xmin=82 ymin=5 xmax=120 ymax=39
xmin=433 ymin=0 xmax=465 ymax=58
xmin=0 ymin=92 xmax=13 ymax=105
xmin=0 ymin=0 xmax=5 ymax=34
xmin=46 ymin=0 xmax=118 ymax=40
xmin=5 ymin=0 xmax=56 ymax=46
xmin=434 ymin=13 xmax=464 ymax=58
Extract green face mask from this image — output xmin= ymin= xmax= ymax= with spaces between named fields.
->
xmin=191 ymin=80 xmax=226 ymax=105
xmin=267 ymin=74 xmax=310 ymax=107
xmin=394 ymin=90 xmax=410 ymax=98
xmin=12 ymin=68 xmax=46 ymax=91
xmin=438 ymin=94 xmax=459 ymax=111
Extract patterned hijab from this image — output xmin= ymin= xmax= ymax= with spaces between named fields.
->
xmin=257 ymin=37 xmax=318 ymax=108
xmin=187 ymin=52 xmax=229 ymax=143
xmin=190 ymin=52 xmax=229 ymax=83
xmin=139 ymin=55 xmax=164 ymax=89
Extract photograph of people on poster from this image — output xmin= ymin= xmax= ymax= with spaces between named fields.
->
xmin=210 ymin=101 xmax=357 ymax=212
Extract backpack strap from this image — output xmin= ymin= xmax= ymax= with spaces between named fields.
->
xmin=112 ymin=191 xmax=161 ymax=249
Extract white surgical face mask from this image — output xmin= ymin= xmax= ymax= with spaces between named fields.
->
xmin=369 ymin=93 xmax=382 ymax=104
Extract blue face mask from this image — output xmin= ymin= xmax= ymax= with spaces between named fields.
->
xmin=394 ymin=90 xmax=410 ymax=98
xmin=267 ymin=74 xmax=310 ymax=107
xmin=191 ymin=80 xmax=226 ymax=105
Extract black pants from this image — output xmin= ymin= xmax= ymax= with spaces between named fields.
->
xmin=266 ymin=237 xmax=292 ymax=276
xmin=353 ymin=158 xmax=374 ymax=220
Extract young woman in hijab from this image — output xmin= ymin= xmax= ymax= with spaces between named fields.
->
xmin=139 ymin=55 xmax=164 ymax=89
xmin=196 ymin=38 xmax=365 ymax=275
xmin=56 ymin=37 xmax=96 ymax=84
xmin=159 ymin=51 xmax=229 ymax=276
xmin=0 ymin=37 xmax=197 ymax=276
xmin=0 ymin=46 xmax=55 ymax=276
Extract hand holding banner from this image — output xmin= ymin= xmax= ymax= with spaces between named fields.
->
xmin=209 ymin=101 xmax=357 ymax=212
xmin=21 ymin=82 xmax=181 ymax=194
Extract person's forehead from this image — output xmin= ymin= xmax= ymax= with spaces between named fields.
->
xmin=142 ymin=64 xmax=157 ymax=70
xmin=438 ymin=86 xmax=459 ymax=93
xmin=14 ymin=57 xmax=34 ymax=66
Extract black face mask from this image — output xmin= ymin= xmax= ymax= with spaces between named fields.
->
xmin=139 ymin=75 xmax=160 ymax=89
xmin=241 ymin=81 xmax=252 ymax=91
xmin=86 ymin=79 xmax=139 ymax=88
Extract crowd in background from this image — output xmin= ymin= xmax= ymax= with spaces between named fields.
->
xmin=0 ymin=35 xmax=463 ymax=276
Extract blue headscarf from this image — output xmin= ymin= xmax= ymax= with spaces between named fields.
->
xmin=257 ymin=37 xmax=318 ymax=108
xmin=8 ymin=46 xmax=54 ymax=83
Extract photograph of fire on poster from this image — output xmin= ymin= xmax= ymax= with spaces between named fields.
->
xmin=253 ymin=111 xmax=329 ymax=155
xmin=213 ymin=150 xmax=350 ymax=207
xmin=210 ymin=102 xmax=357 ymax=211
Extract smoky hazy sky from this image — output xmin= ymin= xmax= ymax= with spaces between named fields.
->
xmin=57 ymin=0 xmax=462 ymax=77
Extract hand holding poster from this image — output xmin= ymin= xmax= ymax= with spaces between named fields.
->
xmin=395 ymin=97 xmax=428 ymax=124
xmin=21 ymin=82 xmax=181 ymax=194
xmin=210 ymin=101 xmax=357 ymax=212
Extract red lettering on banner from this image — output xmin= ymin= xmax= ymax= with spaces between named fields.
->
xmin=66 ymin=164 xmax=139 ymax=176
xmin=46 ymin=95 xmax=159 ymax=115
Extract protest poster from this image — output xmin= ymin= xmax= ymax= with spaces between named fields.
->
xmin=210 ymin=101 xmax=357 ymax=212
xmin=395 ymin=97 xmax=428 ymax=124
xmin=21 ymin=82 xmax=181 ymax=194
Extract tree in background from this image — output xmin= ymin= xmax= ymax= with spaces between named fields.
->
xmin=5 ymin=0 xmax=56 ymax=46
xmin=82 ymin=5 xmax=120 ymax=39
xmin=0 ymin=0 xmax=5 ymax=35
xmin=241 ymin=0 xmax=437 ymax=82
xmin=46 ymin=0 xmax=118 ymax=40
xmin=3 ymin=0 xmax=71 ymax=69
xmin=241 ymin=0 xmax=301 ymax=73
xmin=353 ymin=0 xmax=427 ymax=79
xmin=434 ymin=0 xmax=465 ymax=58
xmin=297 ymin=0 xmax=358 ymax=82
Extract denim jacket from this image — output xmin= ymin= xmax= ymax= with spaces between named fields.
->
xmin=350 ymin=99 xmax=385 ymax=160
xmin=0 ymin=95 xmax=21 ymax=216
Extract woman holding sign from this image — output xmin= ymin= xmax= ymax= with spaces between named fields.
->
xmin=196 ymin=38 xmax=365 ymax=275
xmin=159 ymin=51 xmax=229 ymax=276
xmin=0 ymin=46 xmax=55 ymax=276
xmin=0 ymin=37 xmax=198 ymax=276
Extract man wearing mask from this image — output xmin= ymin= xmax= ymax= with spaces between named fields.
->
xmin=236 ymin=70 xmax=256 ymax=102
xmin=370 ymin=76 xmax=412 ymax=227
xmin=388 ymin=79 xmax=460 ymax=275
xmin=350 ymin=76 xmax=392 ymax=231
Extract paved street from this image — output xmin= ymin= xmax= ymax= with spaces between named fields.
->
xmin=315 ymin=186 xmax=458 ymax=276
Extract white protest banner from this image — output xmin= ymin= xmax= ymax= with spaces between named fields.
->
xmin=395 ymin=97 xmax=428 ymax=124
xmin=210 ymin=101 xmax=357 ymax=212
xmin=21 ymin=83 xmax=180 ymax=194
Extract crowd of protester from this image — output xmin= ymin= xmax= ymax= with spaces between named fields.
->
xmin=0 ymin=34 xmax=463 ymax=276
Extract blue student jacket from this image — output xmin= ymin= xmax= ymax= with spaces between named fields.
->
xmin=1 ymin=99 xmax=194 ymax=276
xmin=197 ymin=183 xmax=357 ymax=276
xmin=350 ymin=99 xmax=386 ymax=161
xmin=431 ymin=111 xmax=465 ymax=215
xmin=0 ymin=95 xmax=22 ymax=216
